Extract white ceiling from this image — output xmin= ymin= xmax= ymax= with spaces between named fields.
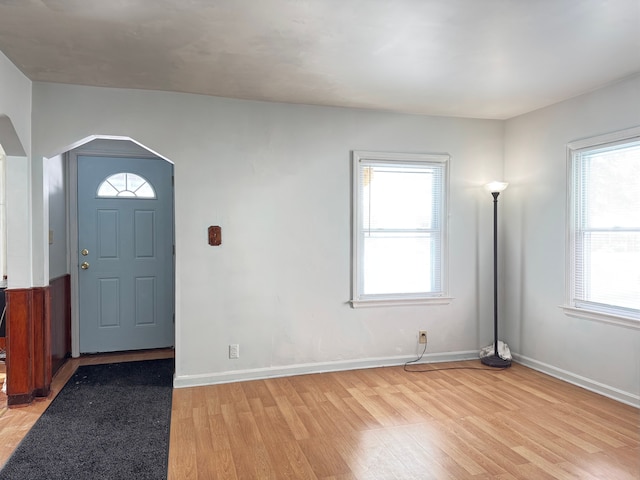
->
xmin=0 ymin=0 xmax=638 ymax=119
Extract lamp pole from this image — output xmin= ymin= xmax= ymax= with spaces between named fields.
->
xmin=482 ymin=182 xmax=511 ymax=368
xmin=492 ymin=191 xmax=499 ymax=358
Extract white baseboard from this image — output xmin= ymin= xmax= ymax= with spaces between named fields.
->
xmin=173 ymin=350 xmax=479 ymax=389
xmin=512 ymin=353 xmax=640 ymax=408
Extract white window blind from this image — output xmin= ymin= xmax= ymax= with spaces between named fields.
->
xmin=352 ymin=151 xmax=449 ymax=307
xmin=569 ymin=131 xmax=640 ymax=321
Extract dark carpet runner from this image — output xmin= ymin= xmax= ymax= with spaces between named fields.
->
xmin=0 ymin=358 xmax=174 ymax=480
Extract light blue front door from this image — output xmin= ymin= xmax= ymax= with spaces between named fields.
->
xmin=78 ymin=155 xmax=174 ymax=353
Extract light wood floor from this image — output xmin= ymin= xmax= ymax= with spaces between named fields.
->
xmin=168 ymin=362 xmax=639 ymax=480
xmin=1 ymin=355 xmax=638 ymax=479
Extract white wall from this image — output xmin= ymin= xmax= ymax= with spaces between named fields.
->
xmin=0 ymin=51 xmax=31 ymax=154
xmin=503 ymin=74 xmax=640 ymax=406
xmin=0 ymin=50 xmax=32 ymax=289
xmin=47 ymin=153 xmax=67 ymax=279
xmin=9 ymin=54 xmax=638 ymax=404
xmin=31 ymin=82 xmax=504 ymax=385
xmin=0 ymin=147 xmax=5 ymax=287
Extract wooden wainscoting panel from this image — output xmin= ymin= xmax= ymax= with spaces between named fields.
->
xmin=31 ymin=287 xmax=50 ymax=398
xmin=5 ymin=289 xmax=34 ymax=406
xmin=49 ymin=275 xmax=71 ymax=376
xmin=5 ymin=286 xmax=52 ymax=406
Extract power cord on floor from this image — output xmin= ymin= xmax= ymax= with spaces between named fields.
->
xmin=403 ymin=342 xmax=510 ymax=372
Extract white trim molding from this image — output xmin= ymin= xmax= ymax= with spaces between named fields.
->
xmin=174 ymin=350 xmax=478 ymax=389
xmin=513 ymin=353 xmax=640 ymax=408
xmin=567 ymin=125 xmax=640 ymax=151
xmin=351 ymin=296 xmax=453 ymax=308
xmin=560 ymin=305 xmax=640 ymax=330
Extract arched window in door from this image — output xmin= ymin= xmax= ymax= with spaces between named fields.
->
xmin=97 ymin=172 xmax=156 ymax=198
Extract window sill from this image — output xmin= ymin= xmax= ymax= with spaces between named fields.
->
xmin=560 ymin=305 xmax=640 ymax=330
xmin=351 ymin=297 xmax=453 ymax=308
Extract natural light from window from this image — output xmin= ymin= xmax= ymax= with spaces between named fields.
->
xmin=362 ymin=165 xmax=436 ymax=294
xmin=568 ymin=128 xmax=640 ymax=322
xmin=352 ymin=151 xmax=449 ymax=307
xmin=97 ymin=172 xmax=155 ymax=198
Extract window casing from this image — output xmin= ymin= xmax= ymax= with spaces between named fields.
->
xmin=352 ymin=151 xmax=449 ymax=307
xmin=566 ymin=127 xmax=640 ymax=325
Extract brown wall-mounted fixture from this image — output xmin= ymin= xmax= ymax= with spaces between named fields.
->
xmin=208 ymin=226 xmax=222 ymax=246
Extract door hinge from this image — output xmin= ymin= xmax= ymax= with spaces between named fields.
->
xmin=171 ymin=175 xmax=174 ymax=187
xmin=173 ymin=245 xmax=175 ymax=255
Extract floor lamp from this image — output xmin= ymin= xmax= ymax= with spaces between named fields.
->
xmin=481 ymin=181 xmax=512 ymax=368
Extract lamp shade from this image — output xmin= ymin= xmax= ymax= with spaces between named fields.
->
xmin=485 ymin=181 xmax=508 ymax=193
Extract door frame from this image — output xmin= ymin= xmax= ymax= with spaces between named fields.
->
xmin=67 ymin=139 xmax=175 ymax=358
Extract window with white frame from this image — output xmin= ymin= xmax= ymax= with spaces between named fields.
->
xmin=351 ymin=151 xmax=449 ymax=307
xmin=566 ymin=127 xmax=640 ymax=323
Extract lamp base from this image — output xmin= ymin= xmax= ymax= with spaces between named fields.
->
xmin=481 ymin=354 xmax=512 ymax=368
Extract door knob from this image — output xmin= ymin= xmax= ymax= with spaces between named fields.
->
xmin=81 ymin=261 xmax=90 ymax=270
xmin=81 ymin=248 xmax=89 ymax=256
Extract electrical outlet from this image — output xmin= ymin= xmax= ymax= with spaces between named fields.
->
xmin=229 ymin=344 xmax=240 ymax=359
xmin=419 ymin=330 xmax=427 ymax=344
